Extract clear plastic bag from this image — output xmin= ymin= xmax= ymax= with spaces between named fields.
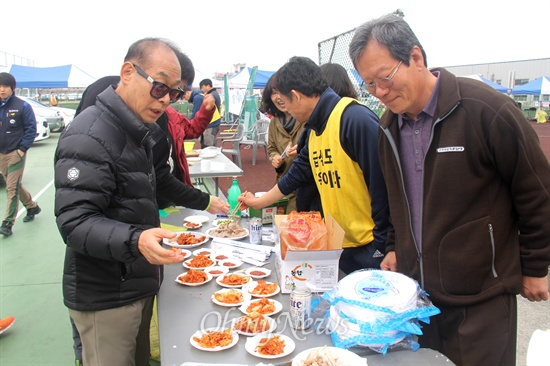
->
xmin=279 ymin=211 xmax=328 ymax=259
xmin=318 ymin=269 xmax=441 ymax=355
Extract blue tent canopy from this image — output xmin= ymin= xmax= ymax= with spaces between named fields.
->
xmin=252 ymin=68 xmax=276 ymax=88
xmin=462 ymin=74 xmax=510 ymax=93
xmin=511 ymin=76 xmax=550 ymax=95
xmin=9 ymin=64 xmax=96 ymax=88
xmin=228 ymin=67 xmax=275 ymax=88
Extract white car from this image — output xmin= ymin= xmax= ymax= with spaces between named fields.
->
xmin=19 ymin=96 xmax=65 ymax=132
xmin=51 ymin=106 xmax=76 ymax=129
xmin=34 ymin=117 xmax=50 ymax=142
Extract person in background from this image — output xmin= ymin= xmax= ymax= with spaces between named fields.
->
xmin=349 ymin=13 xmax=550 ymax=366
xmin=55 ymin=37 xmax=188 ymax=366
xmin=319 ymin=63 xmax=358 ymax=100
xmin=239 ymin=56 xmax=391 ymax=274
xmin=0 ymin=72 xmax=42 ymax=237
xmin=535 ymin=105 xmax=548 ymax=123
xmin=152 ymin=53 xmax=225 ymax=211
xmin=181 ymin=86 xmax=193 ymax=115
xmin=158 ymin=53 xmax=213 ymax=189
xmin=195 ymin=78 xmax=222 ymax=148
xmin=50 ymin=91 xmax=57 ymax=106
xmin=262 ymin=74 xmax=304 ymax=212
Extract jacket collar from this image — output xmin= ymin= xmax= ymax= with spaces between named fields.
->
xmin=0 ymin=94 xmax=15 ymax=108
xmin=306 ymin=87 xmax=340 ymax=134
xmin=95 ymin=86 xmax=162 ymax=149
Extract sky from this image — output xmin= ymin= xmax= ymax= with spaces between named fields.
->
xmin=1 ymin=0 xmax=549 ymax=80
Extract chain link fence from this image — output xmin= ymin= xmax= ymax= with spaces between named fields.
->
xmin=318 ymin=29 xmax=386 ymax=117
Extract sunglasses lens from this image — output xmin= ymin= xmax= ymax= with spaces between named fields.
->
xmin=150 ymin=82 xmax=170 ymax=99
xmin=169 ymin=89 xmax=184 ymax=103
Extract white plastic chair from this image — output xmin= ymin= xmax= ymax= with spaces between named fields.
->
xmin=241 ymin=119 xmax=269 ymax=165
xmin=220 ymin=123 xmax=246 ymax=168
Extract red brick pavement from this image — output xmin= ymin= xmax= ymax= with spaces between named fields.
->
xmin=218 ymin=144 xmax=277 ymax=197
xmin=531 ymin=122 xmax=550 ymax=162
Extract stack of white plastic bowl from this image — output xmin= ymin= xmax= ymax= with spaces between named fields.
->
xmin=326 ymin=270 xmax=420 ymax=351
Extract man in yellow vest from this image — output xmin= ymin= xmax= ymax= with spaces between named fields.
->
xmin=239 ymin=56 xmax=391 ymax=274
xmin=536 ymin=105 xmax=548 ymax=124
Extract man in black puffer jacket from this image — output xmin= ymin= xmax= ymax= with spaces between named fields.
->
xmin=54 ymin=38 xmax=187 ymax=366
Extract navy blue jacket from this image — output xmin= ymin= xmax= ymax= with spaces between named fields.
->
xmin=278 ymin=87 xmax=391 ymax=246
xmin=190 ymin=90 xmax=221 ymax=128
xmin=0 ymin=95 xmax=37 ymax=153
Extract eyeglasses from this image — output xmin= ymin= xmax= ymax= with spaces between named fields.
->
xmin=132 ymin=64 xmax=184 ymax=103
xmin=363 ymin=61 xmax=403 ymax=93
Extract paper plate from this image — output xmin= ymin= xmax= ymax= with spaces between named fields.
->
xmin=187 ymin=157 xmax=203 ymax=162
xmin=190 ymin=327 xmax=239 ymax=352
xmin=193 ymin=248 xmax=212 ymax=257
xmin=328 ymin=306 xmax=405 ymax=347
xmin=291 ymin=346 xmax=367 ymax=366
xmin=245 ymin=333 xmax=295 ymax=359
xmin=211 ymin=288 xmax=250 ymax=307
xmin=212 ymin=218 xmax=232 ymax=227
xmin=183 ymin=221 xmax=203 ymax=230
xmin=175 ymin=271 xmax=213 ymax=287
xmin=233 ymin=315 xmax=277 ymax=336
xmin=211 ymin=252 xmax=232 ymax=261
xmin=239 ymin=299 xmax=283 ymax=317
xmin=216 ymin=273 xmax=251 ymax=288
xmin=182 ymin=256 xmax=216 ymax=270
xmin=178 ymin=249 xmax=192 ymax=260
xmin=205 ymin=266 xmax=230 ymax=277
xmin=206 ymin=227 xmax=249 ymax=241
xmin=244 ymin=281 xmax=280 ymax=298
xmin=338 ymin=270 xmax=418 ymax=311
xmin=217 ymin=257 xmax=243 ymax=269
xmin=244 ymin=267 xmax=272 ymax=279
xmin=163 ymin=232 xmax=209 ymax=249
xmin=184 ymin=215 xmax=210 ymax=224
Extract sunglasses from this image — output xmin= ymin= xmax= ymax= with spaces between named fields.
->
xmin=132 ymin=64 xmax=184 ymax=103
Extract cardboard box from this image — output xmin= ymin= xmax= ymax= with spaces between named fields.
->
xmin=249 ymin=197 xmax=289 ymax=224
xmin=273 ymin=214 xmax=344 ymax=293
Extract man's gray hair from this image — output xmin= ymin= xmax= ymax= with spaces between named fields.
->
xmin=349 ymin=14 xmax=427 ymax=69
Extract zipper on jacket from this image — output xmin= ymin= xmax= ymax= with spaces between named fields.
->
xmin=381 ymin=126 xmax=424 ymax=288
xmin=488 ymin=223 xmax=498 ymax=278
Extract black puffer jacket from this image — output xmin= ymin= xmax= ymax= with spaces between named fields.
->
xmin=55 ymin=86 xmax=163 ymax=311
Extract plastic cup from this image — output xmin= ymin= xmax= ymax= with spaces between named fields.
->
xmin=201 ymin=160 xmax=211 ymax=172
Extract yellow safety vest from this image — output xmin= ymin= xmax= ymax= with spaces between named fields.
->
xmin=199 ymin=93 xmax=221 ymax=123
xmin=308 ymin=97 xmax=375 ymax=248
